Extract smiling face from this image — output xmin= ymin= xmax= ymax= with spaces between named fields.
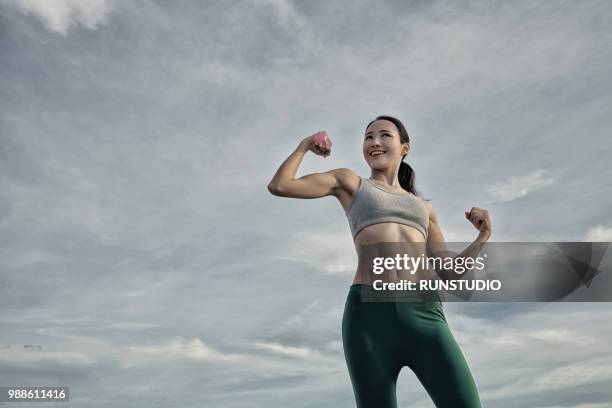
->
xmin=363 ymin=119 xmax=409 ymax=170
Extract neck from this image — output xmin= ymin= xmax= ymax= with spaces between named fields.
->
xmin=370 ymin=170 xmax=401 ymax=187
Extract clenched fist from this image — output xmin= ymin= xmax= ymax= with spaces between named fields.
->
xmin=465 ymin=207 xmax=492 ymax=237
xmin=301 ymin=131 xmax=332 ymax=157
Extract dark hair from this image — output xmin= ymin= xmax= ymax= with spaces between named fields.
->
xmin=365 ymin=115 xmax=430 ymax=200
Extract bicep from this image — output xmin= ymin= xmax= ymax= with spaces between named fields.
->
xmin=275 ymin=168 xmax=351 ymax=199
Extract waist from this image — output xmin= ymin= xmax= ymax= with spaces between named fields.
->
xmin=348 ymin=283 xmax=443 ymax=303
xmin=353 ymin=240 xmax=434 ymax=284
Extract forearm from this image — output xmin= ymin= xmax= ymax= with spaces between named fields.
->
xmin=268 ymin=141 xmax=309 ymax=191
xmin=434 ymin=231 xmax=490 ymax=281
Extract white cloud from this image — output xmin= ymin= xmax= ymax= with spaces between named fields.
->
xmin=128 ymin=337 xmax=241 ymax=363
xmin=8 ymin=0 xmax=114 ymax=34
xmin=487 ymin=356 xmax=612 ymax=400
xmin=485 ymin=169 xmax=555 ymax=203
xmin=101 ymin=321 xmax=161 ymax=330
xmin=280 ymin=230 xmax=356 ymax=274
xmin=452 ymin=314 xmax=601 ymax=349
xmin=527 ymin=328 xmax=597 ymax=346
xmin=584 ymin=225 xmax=612 ymax=242
xmin=254 ymin=341 xmax=320 ymax=359
xmin=532 ymin=357 xmax=612 ymax=390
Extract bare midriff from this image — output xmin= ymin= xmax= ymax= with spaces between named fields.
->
xmin=351 ymin=222 xmax=434 ymax=285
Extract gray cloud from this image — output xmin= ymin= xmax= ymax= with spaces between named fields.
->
xmin=2 ymin=0 xmax=612 ymax=407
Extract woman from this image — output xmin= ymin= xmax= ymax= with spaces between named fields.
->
xmin=267 ymin=115 xmax=491 ymax=407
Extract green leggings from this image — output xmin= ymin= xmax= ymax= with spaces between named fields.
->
xmin=342 ymin=284 xmax=482 ymax=408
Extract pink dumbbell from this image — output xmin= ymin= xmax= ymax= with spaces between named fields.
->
xmin=313 ymin=131 xmax=330 ymax=147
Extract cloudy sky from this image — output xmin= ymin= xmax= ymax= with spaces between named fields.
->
xmin=1 ymin=0 xmax=612 ymax=406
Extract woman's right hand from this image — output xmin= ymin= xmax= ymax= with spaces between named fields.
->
xmin=301 ymin=131 xmax=332 ymax=157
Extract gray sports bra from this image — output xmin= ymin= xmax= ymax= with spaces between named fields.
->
xmin=345 ymin=176 xmax=429 ymax=239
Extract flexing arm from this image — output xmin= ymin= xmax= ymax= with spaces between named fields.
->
xmin=425 ymin=201 xmax=491 ymax=282
xmin=267 ymin=134 xmax=350 ymax=199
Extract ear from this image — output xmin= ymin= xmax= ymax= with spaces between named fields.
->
xmin=401 ymin=143 xmax=410 ymax=155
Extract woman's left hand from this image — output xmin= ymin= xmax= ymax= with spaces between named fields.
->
xmin=465 ymin=207 xmax=492 ymax=237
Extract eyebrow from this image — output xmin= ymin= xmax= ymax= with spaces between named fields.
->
xmin=365 ymin=129 xmax=393 ymax=135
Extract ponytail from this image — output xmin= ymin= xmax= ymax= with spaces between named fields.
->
xmin=398 ymin=159 xmax=416 ymax=195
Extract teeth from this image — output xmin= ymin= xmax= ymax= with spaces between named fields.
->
xmin=371 ymin=151 xmax=385 ymax=156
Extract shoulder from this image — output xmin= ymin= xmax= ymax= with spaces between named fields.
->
xmin=326 ymin=168 xmax=360 ymax=195
xmin=328 ymin=167 xmax=357 ymax=179
xmin=328 ymin=167 xmax=359 ymax=186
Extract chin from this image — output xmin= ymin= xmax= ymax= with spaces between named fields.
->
xmin=366 ymin=157 xmax=385 ymax=166
xmin=368 ymin=162 xmax=388 ymax=171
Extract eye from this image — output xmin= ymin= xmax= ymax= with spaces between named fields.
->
xmin=365 ymin=135 xmax=372 ymax=140
xmin=383 ymin=133 xmax=391 ymax=137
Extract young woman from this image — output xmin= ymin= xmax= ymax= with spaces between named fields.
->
xmin=268 ymin=115 xmax=492 ymax=408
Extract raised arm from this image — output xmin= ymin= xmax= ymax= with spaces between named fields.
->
xmin=425 ymin=200 xmax=491 ymax=282
xmin=267 ymin=133 xmax=353 ymax=199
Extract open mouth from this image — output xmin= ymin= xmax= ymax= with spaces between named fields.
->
xmin=370 ymin=150 xmax=386 ymax=157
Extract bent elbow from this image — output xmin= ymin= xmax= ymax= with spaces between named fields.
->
xmin=267 ymin=183 xmax=284 ymax=196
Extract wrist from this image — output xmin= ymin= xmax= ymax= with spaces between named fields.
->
xmin=477 ymin=230 xmax=491 ymax=241
xmin=297 ymin=139 xmax=310 ymax=152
